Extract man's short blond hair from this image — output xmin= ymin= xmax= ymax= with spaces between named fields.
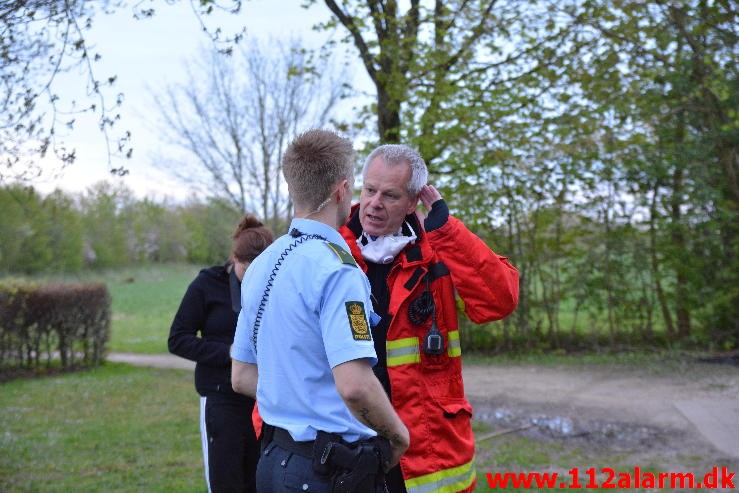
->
xmin=282 ymin=129 xmax=355 ymax=212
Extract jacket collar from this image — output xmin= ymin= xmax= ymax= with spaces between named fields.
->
xmin=344 ymin=204 xmax=431 ymax=267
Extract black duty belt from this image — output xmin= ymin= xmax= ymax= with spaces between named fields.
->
xmin=270 ymin=425 xmax=315 ymax=457
xmin=267 ymin=424 xmax=392 ymax=492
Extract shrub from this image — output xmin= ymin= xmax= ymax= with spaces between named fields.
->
xmin=0 ymin=280 xmax=111 ymax=380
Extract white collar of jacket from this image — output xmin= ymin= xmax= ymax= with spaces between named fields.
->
xmin=357 ymin=221 xmax=417 ymax=264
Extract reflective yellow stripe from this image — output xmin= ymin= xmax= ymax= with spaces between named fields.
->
xmin=386 ymin=337 xmax=420 ymax=366
xmin=405 ymin=457 xmax=476 ymax=493
xmin=447 ymin=330 xmax=461 ymax=358
xmin=386 ymin=332 xmax=462 ymax=366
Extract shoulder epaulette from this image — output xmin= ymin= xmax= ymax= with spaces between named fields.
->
xmin=324 ymin=241 xmax=358 ymax=267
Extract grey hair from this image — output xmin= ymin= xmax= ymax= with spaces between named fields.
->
xmin=362 ymin=144 xmax=428 ymax=196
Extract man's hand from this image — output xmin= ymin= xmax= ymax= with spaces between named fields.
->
xmin=418 ymin=185 xmax=449 ymax=232
xmin=419 ymin=185 xmax=442 ymax=210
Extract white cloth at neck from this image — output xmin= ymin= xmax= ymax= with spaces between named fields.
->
xmin=357 ymin=222 xmax=417 ymax=264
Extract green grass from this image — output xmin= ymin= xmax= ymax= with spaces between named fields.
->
xmin=105 ymin=264 xmax=201 ymax=353
xmin=462 ymin=348 xmax=708 ymax=376
xmin=0 ymin=363 xmax=203 ymax=493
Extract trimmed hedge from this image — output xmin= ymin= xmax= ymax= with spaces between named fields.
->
xmin=0 ymin=280 xmax=111 ymax=379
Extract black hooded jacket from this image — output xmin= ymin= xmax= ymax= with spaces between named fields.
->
xmin=168 ymin=263 xmax=250 ymax=399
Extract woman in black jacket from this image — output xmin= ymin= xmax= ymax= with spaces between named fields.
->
xmin=169 ymin=215 xmax=274 ymax=493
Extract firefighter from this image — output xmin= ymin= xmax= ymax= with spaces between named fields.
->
xmin=339 ymin=144 xmax=520 ymax=493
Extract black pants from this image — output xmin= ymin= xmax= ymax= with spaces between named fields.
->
xmin=257 ymin=442 xmax=335 ymax=493
xmin=257 ymin=426 xmax=387 ymax=493
xmin=385 ymin=465 xmax=407 ymax=493
xmin=201 ymin=393 xmax=258 ymax=493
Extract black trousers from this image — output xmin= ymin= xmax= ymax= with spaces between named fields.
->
xmin=257 ymin=442 xmax=335 ymax=493
xmin=257 ymin=426 xmax=387 ymax=493
xmin=201 ymin=392 xmax=258 ymax=493
xmin=385 ymin=465 xmax=407 ymax=493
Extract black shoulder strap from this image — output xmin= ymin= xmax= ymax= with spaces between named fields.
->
xmin=251 ymin=231 xmax=325 ymax=354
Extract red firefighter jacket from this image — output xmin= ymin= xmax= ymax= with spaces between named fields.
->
xmin=340 ymin=205 xmax=519 ymax=493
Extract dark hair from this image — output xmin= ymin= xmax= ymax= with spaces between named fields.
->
xmin=282 ymin=128 xmax=355 ymax=211
xmin=232 ymin=215 xmax=274 ymax=263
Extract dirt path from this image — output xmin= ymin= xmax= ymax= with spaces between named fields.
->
xmin=462 ymin=360 xmax=739 ymax=462
xmin=462 ymin=361 xmax=738 ymax=430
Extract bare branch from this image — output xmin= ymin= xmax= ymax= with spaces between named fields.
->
xmin=324 ymin=0 xmax=378 ymax=85
xmin=151 ymin=37 xmax=349 ymax=228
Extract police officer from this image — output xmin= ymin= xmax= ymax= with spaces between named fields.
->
xmin=231 ymin=129 xmax=410 ymax=493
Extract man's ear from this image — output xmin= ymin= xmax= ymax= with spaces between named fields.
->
xmin=406 ymin=194 xmax=420 ymax=215
xmin=336 ymin=179 xmax=349 ymax=203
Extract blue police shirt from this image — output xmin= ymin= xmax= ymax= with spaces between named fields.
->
xmin=231 ymin=218 xmax=378 ymax=442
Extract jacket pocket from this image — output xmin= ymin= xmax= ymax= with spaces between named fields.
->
xmin=440 ymin=400 xmax=473 ymax=419
xmin=422 ymin=390 xmax=475 ymax=466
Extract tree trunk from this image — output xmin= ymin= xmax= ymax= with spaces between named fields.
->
xmin=672 ymin=114 xmax=691 ymax=339
xmin=649 ymin=183 xmax=675 ymax=337
xmin=376 ymin=85 xmax=401 ymax=143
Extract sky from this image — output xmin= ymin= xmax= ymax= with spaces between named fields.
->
xmin=32 ymin=0 xmax=347 ymax=202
